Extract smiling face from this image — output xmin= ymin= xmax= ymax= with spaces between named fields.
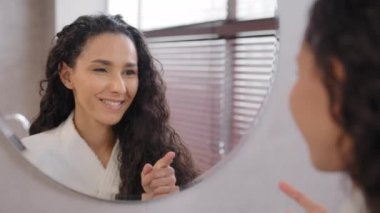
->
xmin=290 ymin=43 xmax=351 ymax=171
xmin=60 ymin=33 xmax=139 ymax=128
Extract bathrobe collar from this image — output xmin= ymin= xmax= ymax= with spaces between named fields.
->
xmin=59 ymin=112 xmax=121 ymax=199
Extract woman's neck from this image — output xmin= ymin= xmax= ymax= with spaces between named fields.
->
xmin=72 ymin=111 xmax=116 ymax=168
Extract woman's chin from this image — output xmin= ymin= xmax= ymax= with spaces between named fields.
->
xmin=311 ymin=156 xmax=345 ymax=172
xmin=98 ymin=114 xmax=124 ymax=126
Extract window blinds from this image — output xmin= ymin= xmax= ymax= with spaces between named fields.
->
xmin=231 ymin=33 xmax=278 ymax=148
xmin=148 ymin=36 xmax=227 ymax=172
xmin=147 ymin=32 xmax=278 ymax=173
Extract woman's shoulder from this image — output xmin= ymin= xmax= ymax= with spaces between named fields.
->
xmin=21 ymin=126 xmax=64 ymax=170
xmin=22 ymin=126 xmax=61 ymax=151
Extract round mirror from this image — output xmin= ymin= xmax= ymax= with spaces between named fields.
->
xmin=0 ymin=0 xmax=279 ymax=201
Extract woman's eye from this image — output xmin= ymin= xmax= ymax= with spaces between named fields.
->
xmin=123 ymin=70 xmax=137 ymax=76
xmin=93 ymin=68 xmax=107 ymax=72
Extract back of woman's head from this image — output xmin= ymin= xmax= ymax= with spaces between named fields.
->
xmin=29 ymin=14 xmax=152 ymax=134
xmin=305 ymin=0 xmax=380 ymax=212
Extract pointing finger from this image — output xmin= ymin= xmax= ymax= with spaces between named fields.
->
xmin=153 ymin=151 xmax=175 ymax=169
xmin=279 ymin=181 xmax=324 ymax=211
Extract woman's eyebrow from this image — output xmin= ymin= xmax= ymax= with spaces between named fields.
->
xmin=91 ymin=59 xmax=137 ymax=67
xmin=124 ymin=62 xmax=137 ymax=68
xmin=91 ymin=59 xmax=112 ymax=65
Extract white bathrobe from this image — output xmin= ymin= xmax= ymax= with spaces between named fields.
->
xmin=21 ymin=113 xmax=121 ymax=200
xmin=339 ymin=188 xmax=368 ymax=213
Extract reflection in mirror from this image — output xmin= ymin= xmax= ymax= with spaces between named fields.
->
xmin=0 ymin=0 xmax=279 ymax=202
xmin=129 ymin=0 xmax=279 ymax=173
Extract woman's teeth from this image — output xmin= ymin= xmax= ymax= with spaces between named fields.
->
xmin=101 ymin=99 xmax=123 ymax=108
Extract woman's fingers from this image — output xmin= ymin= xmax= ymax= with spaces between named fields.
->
xmin=141 ymin=152 xmax=176 ymax=194
xmin=153 ymin=151 xmax=175 ymax=169
xmin=152 ymin=185 xmax=180 ymax=197
xmin=142 ymin=163 xmax=153 ymax=176
xmin=141 ymin=165 xmax=175 ymax=194
xmin=153 ymin=167 xmax=175 ymax=178
xmin=279 ymin=181 xmax=317 ymax=209
xmin=141 ymin=163 xmax=154 ymax=192
xmin=279 ymin=181 xmax=327 ymax=213
xmin=150 ymin=175 xmax=176 ymax=189
xmin=142 ymin=167 xmax=176 ymax=191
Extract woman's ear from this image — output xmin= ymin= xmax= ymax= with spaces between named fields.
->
xmin=59 ymin=62 xmax=73 ymax=89
xmin=330 ymin=57 xmax=346 ymax=117
xmin=331 ymin=57 xmax=345 ymax=82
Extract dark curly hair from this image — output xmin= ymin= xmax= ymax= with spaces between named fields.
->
xmin=29 ymin=14 xmax=198 ymax=200
xmin=305 ymin=0 xmax=380 ymax=212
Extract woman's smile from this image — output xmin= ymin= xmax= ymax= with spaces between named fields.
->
xmin=99 ymin=98 xmax=126 ymax=111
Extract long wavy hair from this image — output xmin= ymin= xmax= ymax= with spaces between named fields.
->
xmin=29 ymin=14 xmax=198 ymax=200
xmin=305 ymin=0 xmax=380 ymax=212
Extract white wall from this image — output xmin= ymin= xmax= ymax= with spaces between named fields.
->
xmin=0 ymin=0 xmax=347 ymax=212
xmin=0 ymin=0 xmax=54 ymax=127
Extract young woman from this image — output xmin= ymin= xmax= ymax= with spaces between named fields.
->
xmin=22 ymin=14 xmax=198 ymax=200
xmin=280 ymin=0 xmax=380 ymax=212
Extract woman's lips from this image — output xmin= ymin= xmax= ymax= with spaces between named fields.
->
xmin=100 ymin=99 xmax=125 ymax=110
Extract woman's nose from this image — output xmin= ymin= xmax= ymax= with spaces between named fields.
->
xmin=109 ymin=74 xmax=127 ymax=94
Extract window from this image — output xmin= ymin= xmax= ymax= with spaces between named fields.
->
xmin=108 ymin=0 xmax=227 ymax=30
xmin=108 ymin=0 xmax=279 ymax=173
xmin=237 ymin=0 xmax=277 ymax=20
xmin=108 ymin=0 xmax=277 ymax=30
xmin=107 ymin=0 xmax=140 ymax=28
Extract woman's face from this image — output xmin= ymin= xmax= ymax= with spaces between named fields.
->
xmin=290 ymin=43 xmax=350 ymax=171
xmin=61 ymin=33 xmax=139 ymax=127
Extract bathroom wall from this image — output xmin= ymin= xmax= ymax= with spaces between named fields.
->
xmin=0 ymin=0 xmax=54 ymax=119
xmin=0 ymin=0 xmax=346 ymax=212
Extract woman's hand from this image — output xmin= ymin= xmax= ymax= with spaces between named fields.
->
xmin=141 ymin=151 xmax=179 ymax=200
xmin=279 ymin=181 xmax=328 ymax=213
